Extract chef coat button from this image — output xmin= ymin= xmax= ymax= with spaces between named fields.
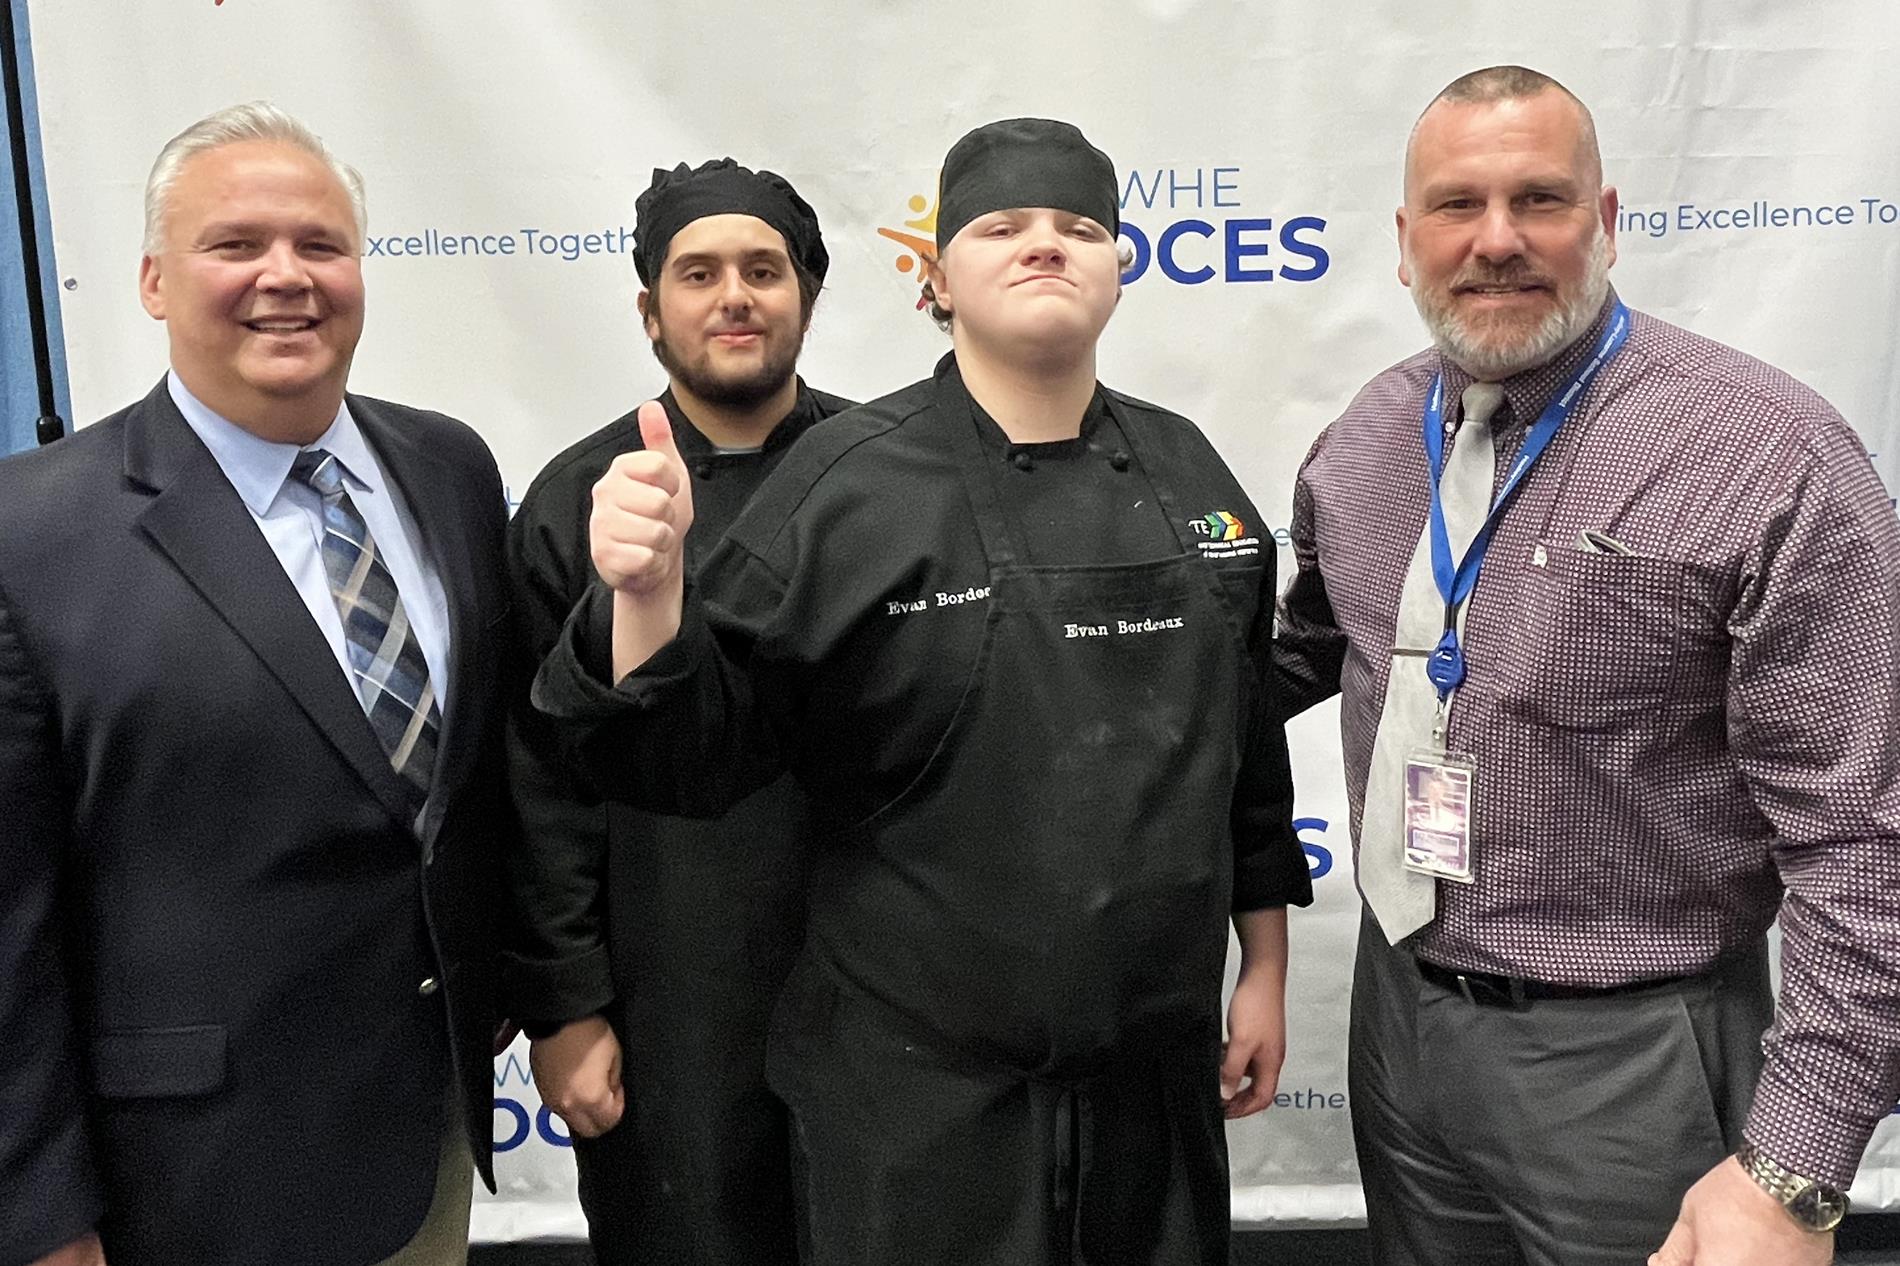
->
xmin=1012 ymin=452 xmax=1034 ymax=472
xmin=692 ymin=461 xmax=714 ymax=480
xmin=1109 ymin=451 xmax=1131 ymax=471
xmin=417 ymin=977 xmax=439 ymax=997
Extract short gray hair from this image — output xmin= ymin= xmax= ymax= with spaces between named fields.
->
xmin=142 ymin=102 xmax=367 ymax=255
xmin=1408 ymin=65 xmax=1602 ymax=192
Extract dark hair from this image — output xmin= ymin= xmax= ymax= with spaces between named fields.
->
xmin=919 ymin=268 xmax=952 ymax=332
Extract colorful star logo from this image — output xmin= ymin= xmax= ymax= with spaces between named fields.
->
xmin=877 ymin=185 xmax=939 ymax=309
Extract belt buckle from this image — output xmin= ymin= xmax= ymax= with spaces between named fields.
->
xmin=1454 ymin=971 xmax=1529 ymax=1009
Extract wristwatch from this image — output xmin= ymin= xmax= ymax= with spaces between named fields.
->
xmin=1736 ymin=1142 xmax=1850 ymax=1232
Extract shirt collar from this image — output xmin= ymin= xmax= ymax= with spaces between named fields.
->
xmin=659 ymin=378 xmax=822 ymax=460
xmin=168 ymin=372 xmax=374 ymax=513
xmin=937 ymin=352 xmax=1108 ymax=456
xmin=1436 ymin=289 xmax=1622 ymax=430
xmin=971 ymin=390 xmax=1109 ymax=458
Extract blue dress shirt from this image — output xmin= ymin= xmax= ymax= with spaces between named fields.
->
xmin=168 ymin=372 xmax=454 ymax=721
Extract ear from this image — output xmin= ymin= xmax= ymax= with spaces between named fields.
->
xmin=923 ymin=252 xmax=951 ymax=314
xmin=1394 ymin=206 xmax=1412 ymax=289
xmin=138 ymin=254 xmax=166 ymax=320
xmin=637 ymin=288 xmax=659 ymax=342
xmin=1598 ymin=185 xmax=1619 ymax=269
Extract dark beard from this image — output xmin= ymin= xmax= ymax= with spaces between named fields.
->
xmin=650 ymin=325 xmax=803 ymax=410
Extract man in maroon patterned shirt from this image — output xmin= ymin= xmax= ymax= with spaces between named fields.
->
xmin=1276 ymin=65 xmax=1900 ymax=1265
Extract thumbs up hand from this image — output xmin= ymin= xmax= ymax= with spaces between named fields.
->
xmin=590 ymin=400 xmax=696 ymax=596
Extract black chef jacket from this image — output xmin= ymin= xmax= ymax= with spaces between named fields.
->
xmin=504 ymin=380 xmax=857 ymax=1264
xmin=502 ymin=379 xmax=855 ymax=1027
xmin=537 ymin=357 xmax=1309 ymax=915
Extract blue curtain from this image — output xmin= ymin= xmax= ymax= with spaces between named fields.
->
xmin=1 ymin=0 xmax=70 ymax=457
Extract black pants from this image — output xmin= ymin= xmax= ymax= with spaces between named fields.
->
xmin=573 ymin=1073 xmax=798 ymax=1265
xmin=1349 ymin=914 xmax=1771 ymax=1265
xmin=572 ymin=784 xmax=811 ymax=1266
xmin=766 ymin=957 xmax=1232 ymax=1266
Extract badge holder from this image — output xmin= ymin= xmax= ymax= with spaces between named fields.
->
xmin=1403 ymin=747 xmax=1476 ymax=883
xmin=1405 ymin=632 xmax=1477 ymax=884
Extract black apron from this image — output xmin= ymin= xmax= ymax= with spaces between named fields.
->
xmin=576 ymin=434 xmax=814 ymax=1266
xmin=768 ymin=372 xmax=1252 ymax=1265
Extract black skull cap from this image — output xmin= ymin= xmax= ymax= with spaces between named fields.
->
xmin=935 ymin=118 xmax=1118 ymax=251
xmin=633 ymin=158 xmax=828 ymax=288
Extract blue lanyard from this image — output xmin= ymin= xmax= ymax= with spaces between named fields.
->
xmin=1421 ymin=300 xmax=1630 ymax=702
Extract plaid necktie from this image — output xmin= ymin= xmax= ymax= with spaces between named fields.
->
xmin=290 ymin=448 xmax=440 ymax=801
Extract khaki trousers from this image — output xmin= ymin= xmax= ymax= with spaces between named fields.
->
xmin=374 ymin=1091 xmax=475 ymax=1266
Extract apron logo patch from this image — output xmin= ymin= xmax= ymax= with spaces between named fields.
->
xmin=1189 ymin=510 xmax=1262 ymax=560
xmin=1193 ymin=510 xmax=1246 ymax=542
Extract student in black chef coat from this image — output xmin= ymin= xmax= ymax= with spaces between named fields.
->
xmin=536 ymin=118 xmax=1311 ymax=1265
xmin=502 ymin=158 xmax=853 ymax=1264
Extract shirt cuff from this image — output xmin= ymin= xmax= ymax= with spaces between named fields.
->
xmin=531 ymin=581 xmax=708 ymax=722
xmin=1744 ymin=1056 xmax=1881 ymax=1189
xmin=498 ymin=943 xmax=616 ymax=1032
xmin=1232 ymin=827 xmax=1315 ymax=912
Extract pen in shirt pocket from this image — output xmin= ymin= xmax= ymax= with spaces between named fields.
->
xmin=1575 ymin=529 xmax=1635 ymax=556
xmin=1531 ymin=530 xmax=1637 ymax=567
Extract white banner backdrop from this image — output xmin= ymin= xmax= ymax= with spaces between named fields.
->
xmin=23 ymin=0 xmax=1900 ymax=1236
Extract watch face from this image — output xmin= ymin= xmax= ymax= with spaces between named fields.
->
xmin=1790 ymin=1184 xmax=1850 ymax=1232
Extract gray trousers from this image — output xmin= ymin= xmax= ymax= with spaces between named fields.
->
xmin=1348 ymin=914 xmax=1772 ymax=1266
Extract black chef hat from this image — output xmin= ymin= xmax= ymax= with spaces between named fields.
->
xmin=632 ymin=158 xmax=829 ymax=288
xmin=935 ymin=118 xmax=1118 ymax=251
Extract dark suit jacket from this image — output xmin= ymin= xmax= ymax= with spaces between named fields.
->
xmin=0 ymin=380 xmax=515 ymax=1266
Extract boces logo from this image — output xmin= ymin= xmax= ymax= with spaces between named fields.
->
xmin=877 ymin=163 xmax=1330 ymax=297
xmin=876 ymin=192 xmax=939 ymax=310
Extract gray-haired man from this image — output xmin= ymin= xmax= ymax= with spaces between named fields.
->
xmin=0 ymin=103 xmax=515 ymax=1266
xmin=1276 ymin=65 xmax=1900 ymax=1266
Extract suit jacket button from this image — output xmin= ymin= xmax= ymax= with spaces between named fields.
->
xmin=418 ymin=977 xmax=440 ymax=996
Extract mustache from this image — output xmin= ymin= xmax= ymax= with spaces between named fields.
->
xmin=1451 ymin=262 xmax=1555 ymax=290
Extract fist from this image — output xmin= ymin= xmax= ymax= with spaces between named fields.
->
xmin=590 ymin=400 xmax=695 ymax=596
xmin=530 ymin=1015 xmax=625 ymax=1140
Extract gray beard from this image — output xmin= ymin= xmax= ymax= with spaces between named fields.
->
xmin=1412 ymin=230 xmax=1612 ymax=381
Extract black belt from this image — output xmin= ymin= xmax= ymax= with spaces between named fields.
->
xmin=1415 ymin=958 xmax=1693 ymax=1009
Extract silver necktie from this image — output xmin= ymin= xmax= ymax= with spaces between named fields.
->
xmin=1358 ymin=381 xmax=1504 ymax=943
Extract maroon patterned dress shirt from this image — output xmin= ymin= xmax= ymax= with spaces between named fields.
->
xmin=1275 ymin=293 xmax=1900 ymax=1185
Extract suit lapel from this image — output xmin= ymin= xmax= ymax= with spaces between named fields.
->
xmin=351 ymin=396 xmax=483 ymax=814
xmin=125 ymin=382 xmax=419 ymax=827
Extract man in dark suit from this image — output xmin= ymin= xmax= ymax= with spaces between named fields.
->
xmin=0 ymin=103 xmax=513 ymax=1266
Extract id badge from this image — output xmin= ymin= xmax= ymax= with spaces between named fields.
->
xmin=1402 ymin=750 xmax=1476 ymax=883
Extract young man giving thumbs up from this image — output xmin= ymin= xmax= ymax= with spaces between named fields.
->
xmin=501 ymin=158 xmax=852 ymax=1265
